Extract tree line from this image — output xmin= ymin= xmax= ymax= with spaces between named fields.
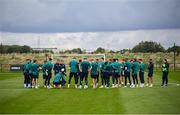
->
xmin=0 ymin=45 xmax=31 ymax=53
xmin=0 ymin=41 xmax=179 ymax=55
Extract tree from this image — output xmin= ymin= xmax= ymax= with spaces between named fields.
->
xmin=94 ymin=47 xmax=105 ymax=53
xmin=21 ymin=45 xmax=31 ymax=53
xmin=132 ymin=41 xmax=165 ymax=53
xmin=7 ymin=45 xmax=21 ymax=53
xmin=0 ymin=45 xmax=31 ymax=53
xmin=109 ymin=50 xmax=115 ymax=53
xmin=71 ymin=48 xmax=82 ymax=54
xmin=167 ymin=45 xmax=180 ymax=56
xmin=64 ymin=48 xmax=83 ymax=54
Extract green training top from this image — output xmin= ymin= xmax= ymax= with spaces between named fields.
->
xmin=91 ymin=61 xmax=99 ymax=75
xmin=124 ymin=61 xmax=131 ymax=72
xmin=111 ymin=61 xmax=121 ymax=73
xmin=27 ymin=62 xmax=33 ymax=74
xmin=80 ymin=60 xmax=90 ymax=73
xmin=162 ymin=63 xmax=169 ymax=72
xmin=23 ymin=62 xmax=29 ymax=73
xmin=98 ymin=62 xmax=103 ymax=69
xmin=104 ymin=62 xmax=112 ymax=72
xmin=46 ymin=61 xmax=53 ymax=74
xmin=120 ymin=62 xmax=125 ymax=71
xmin=42 ymin=63 xmax=47 ymax=75
xmin=69 ymin=59 xmax=78 ymax=73
xmin=139 ymin=62 xmax=145 ymax=72
xmin=32 ymin=63 xmax=39 ymax=76
xmin=132 ymin=61 xmax=139 ymax=74
xmin=54 ymin=73 xmax=64 ymax=83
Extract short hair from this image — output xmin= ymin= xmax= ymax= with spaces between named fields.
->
xmin=49 ymin=58 xmax=52 ymax=61
xmin=113 ymin=58 xmax=116 ymax=62
xmin=125 ymin=58 xmax=128 ymax=61
xmin=33 ymin=59 xmax=37 ymax=63
xmin=149 ymin=59 xmax=153 ymax=63
xmin=139 ymin=59 xmax=142 ymax=61
xmin=79 ymin=59 xmax=82 ymax=62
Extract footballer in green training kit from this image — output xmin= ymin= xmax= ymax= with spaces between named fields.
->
xmin=90 ymin=59 xmax=99 ymax=88
xmin=79 ymin=57 xmax=91 ymax=89
xmin=68 ymin=57 xmax=78 ymax=88
xmin=31 ymin=59 xmax=39 ymax=89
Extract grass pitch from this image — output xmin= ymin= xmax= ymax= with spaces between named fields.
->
xmin=0 ymin=71 xmax=180 ymax=114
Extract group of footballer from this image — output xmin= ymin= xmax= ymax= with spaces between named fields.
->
xmin=23 ymin=57 xmax=170 ymax=89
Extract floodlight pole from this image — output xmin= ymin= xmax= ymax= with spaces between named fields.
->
xmin=0 ymin=42 xmax=2 ymax=72
xmin=103 ymin=54 xmax=106 ymax=62
xmin=0 ymin=42 xmax=2 ymax=55
xmin=174 ymin=43 xmax=176 ymax=72
xmin=38 ymin=36 xmax=40 ymax=56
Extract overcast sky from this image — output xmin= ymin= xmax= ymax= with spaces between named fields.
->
xmin=1 ymin=0 xmax=180 ymax=32
xmin=0 ymin=0 xmax=180 ymax=50
xmin=1 ymin=29 xmax=179 ymax=50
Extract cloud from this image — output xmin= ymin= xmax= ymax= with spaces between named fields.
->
xmin=0 ymin=0 xmax=180 ymax=33
xmin=0 ymin=29 xmax=179 ymax=50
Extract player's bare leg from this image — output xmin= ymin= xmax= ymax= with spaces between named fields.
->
xmin=121 ymin=76 xmax=124 ymax=85
xmin=146 ymin=77 xmax=149 ymax=86
xmin=118 ymin=77 xmax=121 ymax=87
xmin=93 ymin=78 xmax=96 ymax=88
xmin=32 ymin=78 xmax=35 ymax=88
xmin=149 ymin=77 xmax=153 ymax=87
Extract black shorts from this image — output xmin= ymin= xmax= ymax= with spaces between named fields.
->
xmin=121 ymin=71 xmax=124 ymax=77
xmin=124 ymin=71 xmax=130 ymax=77
xmin=24 ymin=72 xmax=29 ymax=77
xmin=43 ymin=74 xmax=47 ymax=79
xmin=70 ymin=72 xmax=78 ymax=78
xmin=48 ymin=73 xmax=52 ymax=79
xmin=113 ymin=72 xmax=119 ymax=78
xmin=91 ymin=75 xmax=98 ymax=79
xmin=97 ymin=71 xmax=99 ymax=77
xmin=32 ymin=75 xmax=38 ymax=79
xmin=53 ymin=81 xmax=60 ymax=86
xmin=118 ymin=74 xmax=121 ymax=78
xmin=77 ymin=72 xmax=81 ymax=76
xmin=104 ymin=72 xmax=110 ymax=78
xmin=148 ymin=72 xmax=153 ymax=77
xmin=81 ymin=72 xmax=88 ymax=78
xmin=29 ymin=73 xmax=33 ymax=79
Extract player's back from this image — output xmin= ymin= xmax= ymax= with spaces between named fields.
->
xmin=70 ymin=59 xmax=78 ymax=73
xmin=132 ymin=61 xmax=139 ymax=74
xmin=91 ymin=62 xmax=99 ymax=75
xmin=81 ymin=61 xmax=90 ymax=73
xmin=124 ymin=61 xmax=131 ymax=72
